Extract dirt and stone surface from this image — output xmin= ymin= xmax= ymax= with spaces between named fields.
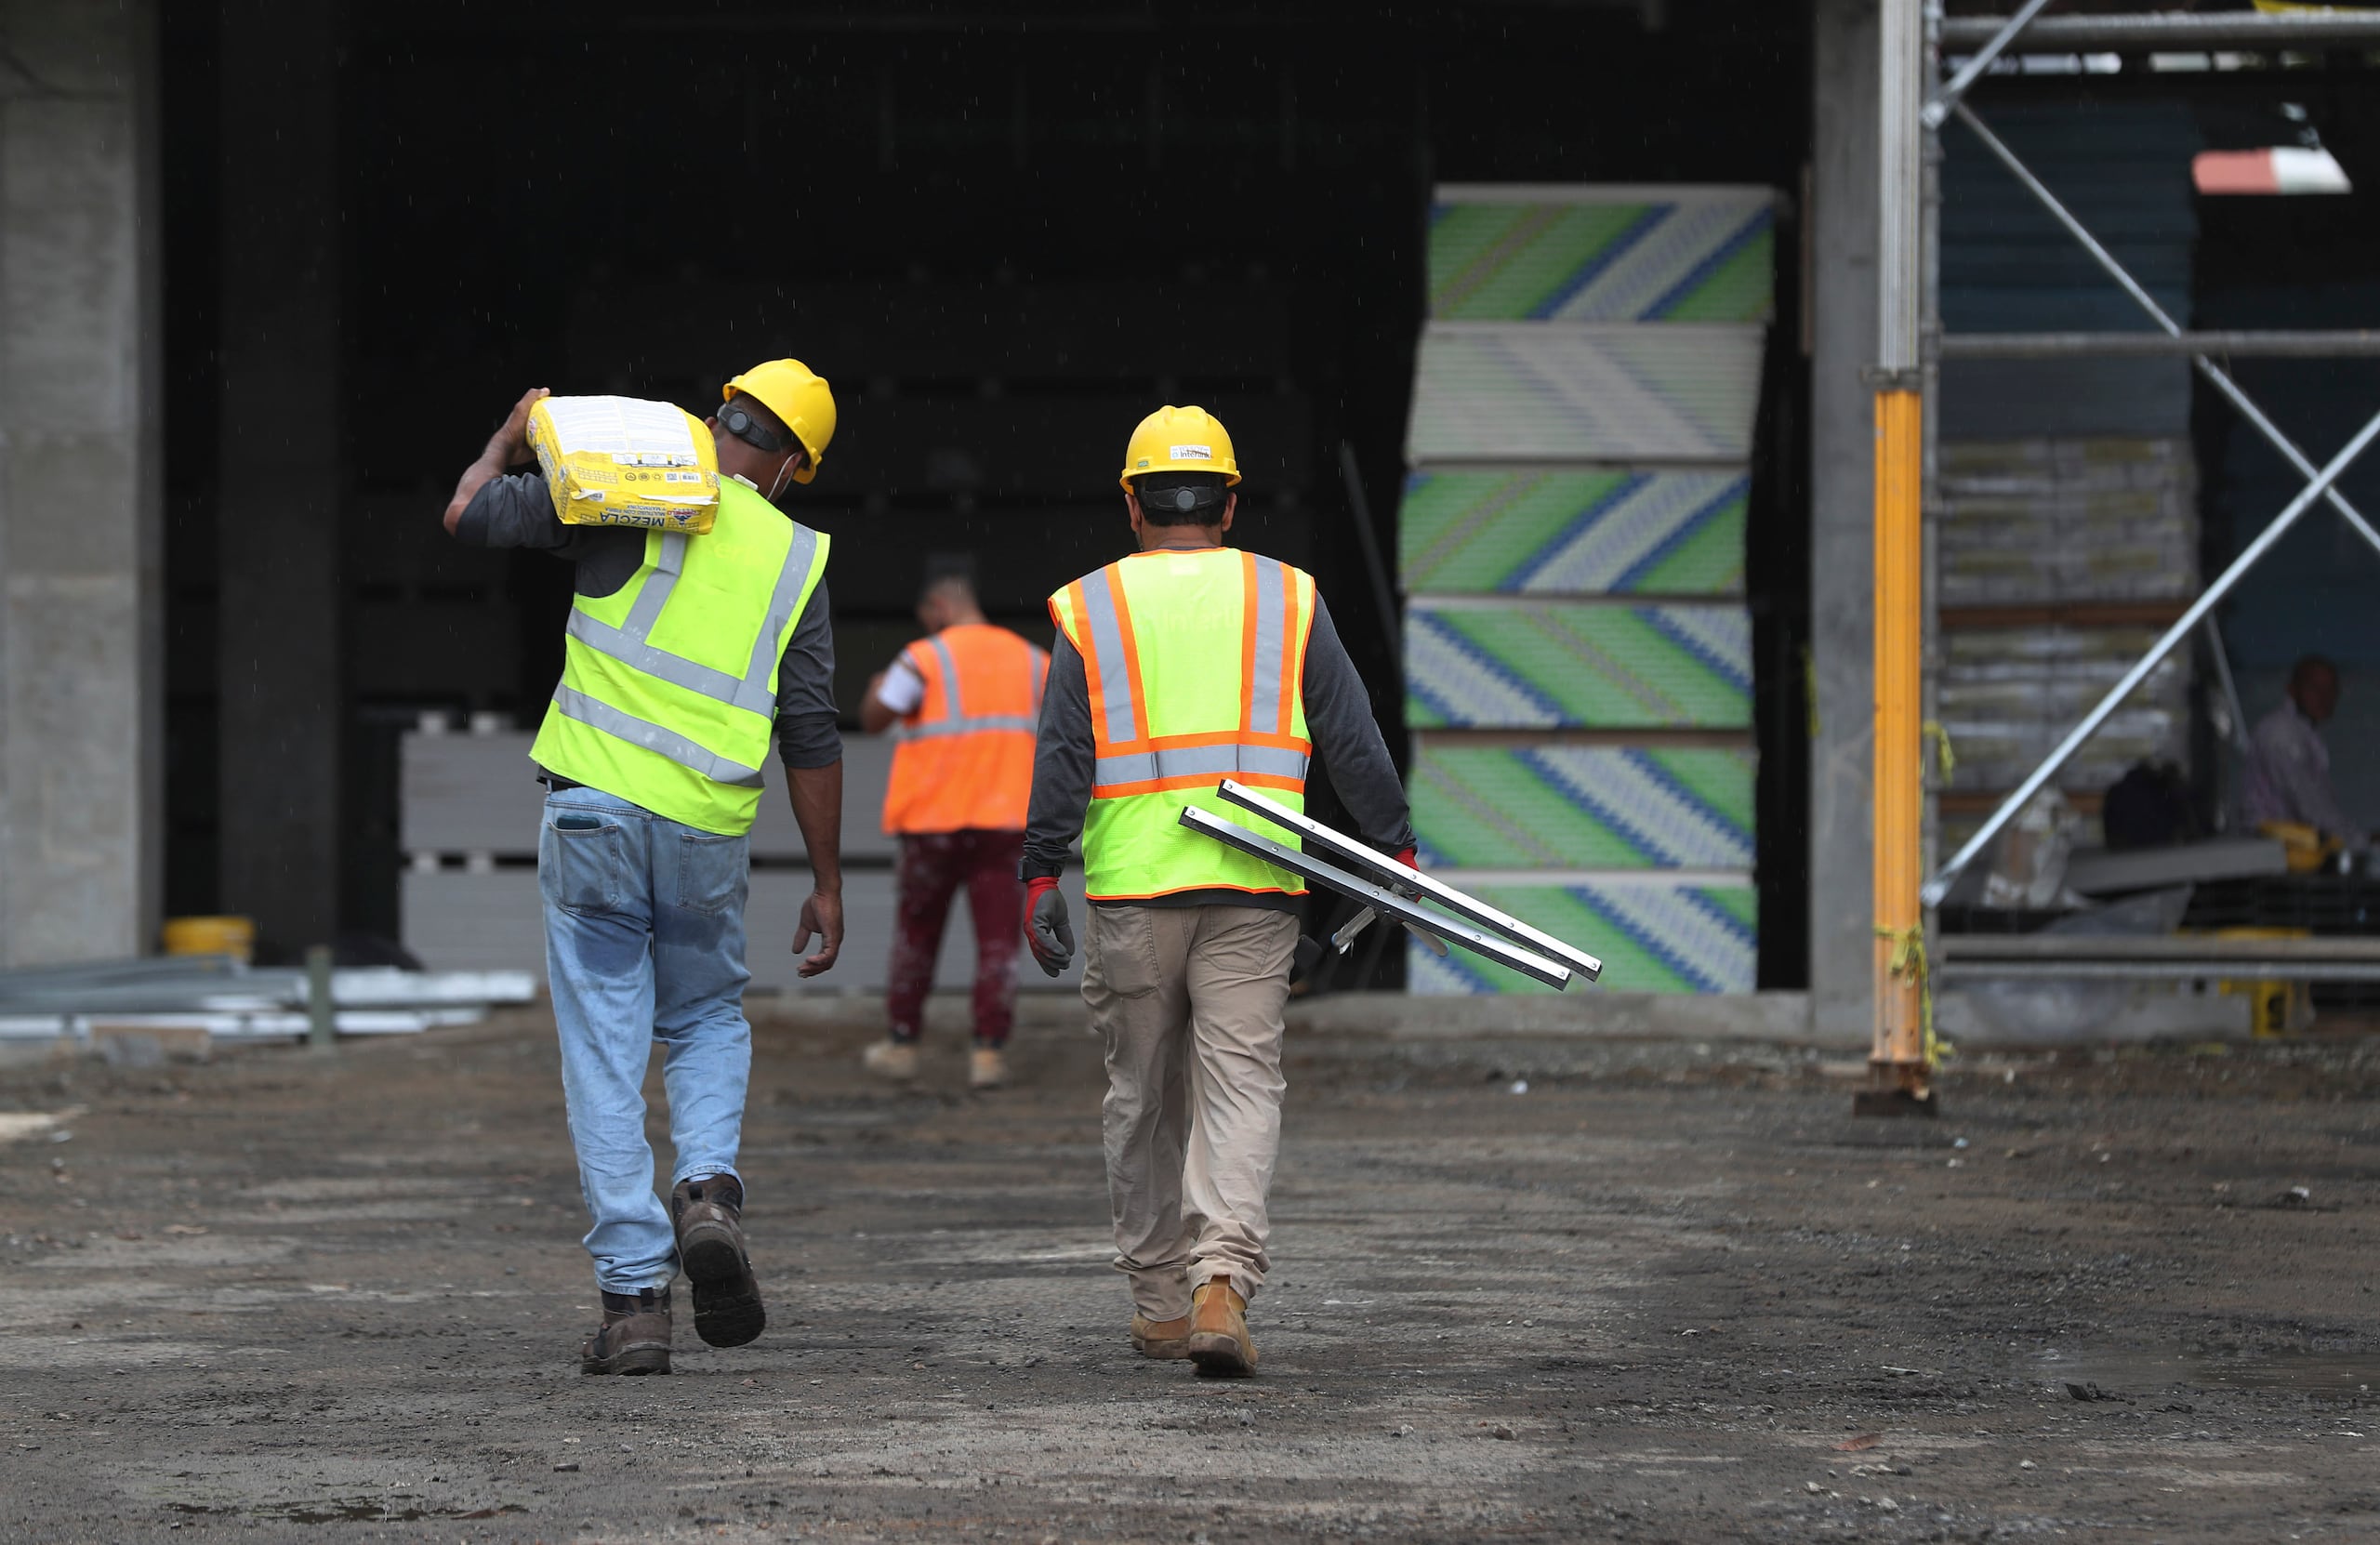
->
xmin=2 ymin=998 xmax=2377 ymax=1543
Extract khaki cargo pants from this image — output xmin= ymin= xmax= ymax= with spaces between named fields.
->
xmin=1082 ymin=903 xmax=1301 ymax=1321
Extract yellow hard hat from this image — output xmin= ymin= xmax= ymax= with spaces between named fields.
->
xmin=1119 ymin=404 xmax=1240 ymax=492
xmin=721 ymin=359 xmax=836 ymax=484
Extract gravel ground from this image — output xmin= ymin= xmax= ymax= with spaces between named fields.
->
xmin=1 ymin=999 xmax=2376 ymax=1543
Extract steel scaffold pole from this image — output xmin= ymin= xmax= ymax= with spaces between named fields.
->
xmin=1950 ymin=102 xmax=2380 ymax=565
xmin=1921 ymin=101 xmax=2380 ymax=905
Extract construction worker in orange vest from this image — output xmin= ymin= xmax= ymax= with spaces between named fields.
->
xmin=1020 ymin=406 xmax=1415 ymax=1377
xmin=859 ymin=570 xmax=1048 ymax=1090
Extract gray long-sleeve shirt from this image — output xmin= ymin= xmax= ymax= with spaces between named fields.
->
xmin=1022 ymin=581 xmax=1412 ymax=913
xmin=456 ymin=472 xmax=842 ymax=770
xmin=2241 ymin=701 xmax=2362 ymax=848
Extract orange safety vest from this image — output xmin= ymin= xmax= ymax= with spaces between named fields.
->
xmin=880 ymin=624 xmax=1047 ymax=834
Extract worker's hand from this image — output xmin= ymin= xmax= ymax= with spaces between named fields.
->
xmin=1386 ymin=845 xmax=1421 ymax=898
xmin=792 ymin=887 xmax=844 ymax=977
xmin=1024 ymin=878 xmax=1073 ymax=978
xmin=493 ymin=387 xmax=550 ymax=467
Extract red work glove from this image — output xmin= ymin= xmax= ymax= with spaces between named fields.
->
xmin=1392 ymin=846 xmax=1418 ymax=872
xmin=1023 ymin=877 xmax=1074 ymax=978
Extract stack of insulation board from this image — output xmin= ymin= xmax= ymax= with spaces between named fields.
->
xmin=1399 ymin=185 xmax=1776 ymax=995
xmin=1933 ymin=440 xmax=2199 ymax=852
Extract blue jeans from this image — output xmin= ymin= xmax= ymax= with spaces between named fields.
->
xmin=540 ymin=786 xmax=753 ymax=1293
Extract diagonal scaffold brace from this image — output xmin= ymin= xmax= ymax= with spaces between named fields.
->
xmin=1176 ymin=779 xmax=1606 ymax=990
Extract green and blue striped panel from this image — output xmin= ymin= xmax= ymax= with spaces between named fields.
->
xmin=1406 ymin=601 xmax=1752 ymax=730
xmin=1401 ymin=469 xmax=1747 ymax=595
xmin=1408 ymin=880 xmax=1758 ymax=996
xmin=1411 ymin=743 xmax=1754 ymax=870
xmin=1428 ymin=195 xmax=1775 ymax=324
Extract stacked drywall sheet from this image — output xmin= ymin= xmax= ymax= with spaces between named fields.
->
xmin=1401 ymin=185 xmax=1775 ymax=995
xmin=398 ymin=721 xmax=1086 ymax=994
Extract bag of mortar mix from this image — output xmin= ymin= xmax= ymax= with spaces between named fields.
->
xmin=526 ymin=395 xmax=721 ymax=533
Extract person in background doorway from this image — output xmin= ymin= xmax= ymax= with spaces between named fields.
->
xmin=858 ymin=573 xmax=1047 ymax=1090
xmin=2242 ymin=654 xmax=2367 ymax=849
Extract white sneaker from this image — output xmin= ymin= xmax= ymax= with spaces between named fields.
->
xmin=968 ymin=1047 xmax=1009 ymax=1090
xmin=862 ymin=1040 xmax=919 ymax=1082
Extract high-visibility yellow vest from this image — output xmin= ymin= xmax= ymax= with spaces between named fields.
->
xmin=1049 ymin=547 xmax=1316 ymax=902
xmin=881 ymin=624 xmax=1047 ymax=835
xmin=530 ymin=478 xmax=830 ymax=836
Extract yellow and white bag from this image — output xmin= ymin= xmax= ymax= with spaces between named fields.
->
xmin=526 ymin=395 xmax=721 ymax=533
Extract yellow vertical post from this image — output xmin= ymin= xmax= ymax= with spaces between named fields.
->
xmin=1858 ymin=0 xmax=1936 ymax=1116
xmin=1870 ymin=388 xmax=1929 ymax=1102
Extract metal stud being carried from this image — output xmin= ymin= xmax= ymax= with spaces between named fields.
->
xmin=1178 ymin=779 xmax=1606 ymax=991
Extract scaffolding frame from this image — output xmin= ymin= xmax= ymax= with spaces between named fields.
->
xmin=1864 ymin=6 xmax=2380 ymax=1110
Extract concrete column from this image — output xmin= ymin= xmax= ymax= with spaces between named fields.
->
xmin=216 ymin=0 xmax=343 ymax=953
xmin=1808 ymin=0 xmax=1881 ymax=1040
xmin=0 ymin=0 xmax=165 ymax=968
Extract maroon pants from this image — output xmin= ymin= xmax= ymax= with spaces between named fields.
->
xmin=885 ymin=829 xmax=1027 ymax=1048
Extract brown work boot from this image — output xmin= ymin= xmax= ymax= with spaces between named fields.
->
xmin=968 ymin=1046 xmax=1009 ymax=1090
xmin=579 ymin=1287 xmax=672 ymax=1376
xmin=1187 ymin=1280 xmax=1257 ymax=1377
xmin=1130 ymin=1313 xmax=1192 ymax=1359
xmin=670 ymin=1175 xmax=766 ymax=1349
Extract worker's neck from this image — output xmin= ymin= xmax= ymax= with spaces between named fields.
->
xmin=1141 ymin=525 xmax=1226 ymax=552
xmin=947 ymin=607 xmax=987 ymax=629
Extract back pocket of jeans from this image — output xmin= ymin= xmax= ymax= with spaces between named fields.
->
xmin=674 ymin=830 xmax=748 ymax=916
xmin=541 ymin=814 xmax=627 ymax=916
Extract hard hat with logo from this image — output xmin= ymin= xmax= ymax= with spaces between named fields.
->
xmin=1118 ymin=404 xmax=1240 ymax=493
xmin=721 ymin=359 xmax=837 ymax=484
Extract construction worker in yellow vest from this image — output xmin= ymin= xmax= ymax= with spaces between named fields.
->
xmin=1020 ymin=405 xmax=1415 ymax=1377
xmin=443 ymin=362 xmax=844 ymax=1378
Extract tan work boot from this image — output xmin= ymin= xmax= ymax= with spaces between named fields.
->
xmin=862 ymin=1039 xmax=919 ymax=1082
xmin=1130 ymin=1313 xmax=1192 ymax=1359
xmin=1187 ymin=1280 xmax=1256 ymax=1377
xmin=968 ymin=1047 xmax=1009 ymax=1090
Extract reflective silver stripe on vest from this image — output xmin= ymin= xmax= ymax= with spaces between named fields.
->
xmin=565 ymin=614 xmax=744 ymax=704
xmin=895 ymin=714 xmax=1038 ymax=742
xmin=1093 ymin=742 xmax=1310 ymax=788
xmin=550 ymin=686 xmax=766 ymax=788
xmin=1246 ymin=555 xmax=1288 ymax=736
xmin=566 ymin=523 xmax=823 ymax=717
xmin=625 ymin=533 xmax=687 ymax=635
xmin=890 ymin=634 xmax=1038 ymax=742
xmin=734 ymin=524 xmax=826 ymax=714
xmin=925 ymin=634 xmax=964 ymax=720
xmin=1075 ymin=575 xmax=1138 ymax=746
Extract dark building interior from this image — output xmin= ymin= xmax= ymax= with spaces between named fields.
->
xmin=157 ymin=1 xmax=1813 ymax=978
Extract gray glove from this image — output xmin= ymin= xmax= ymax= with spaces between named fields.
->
xmin=1026 ymin=880 xmax=1075 ymax=978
